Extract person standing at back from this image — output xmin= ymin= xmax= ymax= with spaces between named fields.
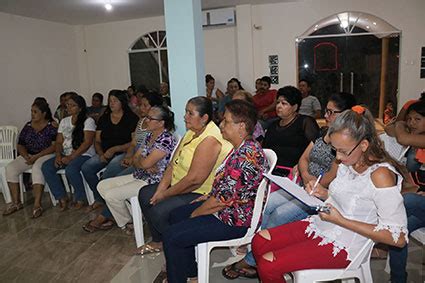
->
xmin=298 ymin=79 xmax=321 ymax=119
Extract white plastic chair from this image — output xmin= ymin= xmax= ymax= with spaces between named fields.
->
xmin=18 ymin=168 xmax=57 ymax=206
xmin=290 ymin=239 xmax=375 ymax=283
xmin=0 ymin=126 xmax=19 ymax=203
xmin=130 ymin=134 xmax=183 ymax=248
xmin=196 ymin=148 xmax=277 ymax=283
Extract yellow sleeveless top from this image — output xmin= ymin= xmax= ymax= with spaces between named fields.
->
xmin=171 ymin=121 xmax=232 ymax=195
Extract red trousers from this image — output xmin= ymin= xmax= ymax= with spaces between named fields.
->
xmin=252 ymin=220 xmax=350 ymax=283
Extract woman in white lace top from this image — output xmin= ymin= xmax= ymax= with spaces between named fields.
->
xmin=252 ymin=105 xmax=408 ymax=283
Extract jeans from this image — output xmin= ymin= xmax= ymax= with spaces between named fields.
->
xmin=163 ymin=202 xmax=248 ymax=283
xmin=81 ymin=153 xmax=126 ymax=202
xmin=244 ymin=190 xmax=310 ymax=266
xmin=41 ymin=155 xmax=90 ymax=202
xmin=138 ymin=183 xmax=201 ymax=242
xmin=389 ymin=193 xmax=425 ymax=283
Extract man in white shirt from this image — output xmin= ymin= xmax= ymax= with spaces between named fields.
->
xmin=298 ymin=79 xmax=321 ymax=119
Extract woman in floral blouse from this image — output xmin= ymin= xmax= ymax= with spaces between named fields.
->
xmin=158 ymin=100 xmax=269 ymax=283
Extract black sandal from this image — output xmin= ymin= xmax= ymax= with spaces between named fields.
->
xmin=31 ymin=206 xmax=43 ymax=218
xmin=222 ymin=262 xmax=258 ymax=280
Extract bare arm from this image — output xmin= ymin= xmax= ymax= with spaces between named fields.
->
xmin=394 ymin=121 xmax=425 ymax=147
xmin=68 ymin=130 xmax=95 ymax=160
xmin=134 ymin=148 xmax=167 ymax=170
xmin=314 ymin=110 xmax=321 ymax=119
xmin=190 ymin=196 xmax=227 ymax=218
xmin=150 ymin=136 xmax=222 ymax=204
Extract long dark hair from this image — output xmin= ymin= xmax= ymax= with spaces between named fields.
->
xmin=68 ymin=93 xmax=88 ymax=150
xmin=33 ymin=97 xmax=54 ymax=122
xmin=103 ymin=89 xmax=131 ymax=116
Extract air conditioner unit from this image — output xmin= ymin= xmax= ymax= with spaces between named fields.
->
xmin=203 ymin=7 xmax=236 ymax=28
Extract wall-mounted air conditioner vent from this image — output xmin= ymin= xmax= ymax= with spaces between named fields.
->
xmin=203 ymin=7 xmax=236 ymax=28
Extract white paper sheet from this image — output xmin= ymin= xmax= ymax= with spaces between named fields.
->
xmin=264 ymin=173 xmax=324 ymax=207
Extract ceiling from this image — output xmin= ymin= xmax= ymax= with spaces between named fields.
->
xmin=0 ymin=0 xmax=295 ymax=25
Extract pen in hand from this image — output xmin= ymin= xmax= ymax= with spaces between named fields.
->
xmin=309 ymin=171 xmax=324 ymax=196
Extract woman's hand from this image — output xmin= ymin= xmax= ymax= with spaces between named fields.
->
xmin=99 ymin=155 xmax=108 ymax=163
xmin=318 ymin=203 xmax=345 ymax=225
xmin=54 ymin=155 xmax=63 ymax=168
xmin=25 ymin=155 xmax=38 ymax=165
xmin=150 ymin=189 xmax=168 ymax=205
xmin=190 ymin=195 xmax=209 ymax=204
xmin=122 ymin=156 xmax=133 ymax=167
xmin=305 ymin=180 xmax=328 ymax=200
xmin=103 ymin=149 xmax=114 ymax=160
xmin=61 ymin=156 xmax=72 ymax=165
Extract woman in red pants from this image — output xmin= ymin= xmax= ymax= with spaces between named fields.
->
xmin=252 ymin=106 xmax=409 ymax=283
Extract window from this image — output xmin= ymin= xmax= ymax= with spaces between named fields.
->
xmin=128 ymin=31 xmax=168 ymax=91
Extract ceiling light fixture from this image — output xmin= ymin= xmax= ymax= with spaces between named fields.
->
xmin=104 ymin=3 xmax=113 ymax=11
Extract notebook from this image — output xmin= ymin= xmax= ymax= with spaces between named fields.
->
xmin=264 ymin=173 xmax=324 ymax=208
xmin=379 ymin=133 xmax=409 ymax=162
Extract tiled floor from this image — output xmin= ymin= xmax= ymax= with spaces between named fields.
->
xmin=0 ymin=191 xmax=424 ymax=283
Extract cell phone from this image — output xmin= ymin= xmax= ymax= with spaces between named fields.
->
xmin=316 ymin=205 xmax=330 ymax=214
xmin=272 ymin=167 xmax=291 ymax=177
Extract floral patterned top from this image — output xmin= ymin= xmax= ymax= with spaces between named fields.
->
xmin=18 ymin=121 xmax=57 ymax=154
xmin=133 ymin=130 xmax=177 ymax=184
xmin=209 ymin=139 xmax=269 ymax=227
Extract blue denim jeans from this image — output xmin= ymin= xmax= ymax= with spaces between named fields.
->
xmin=163 ymin=202 xmax=248 ymax=283
xmin=138 ymin=183 xmax=201 ymax=242
xmin=244 ymin=190 xmax=310 ymax=266
xmin=41 ymin=155 xmax=90 ymax=202
xmin=81 ymin=153 xmax=126 ymax=202
xmin=389 ymin=193 xmax=425 ymax=283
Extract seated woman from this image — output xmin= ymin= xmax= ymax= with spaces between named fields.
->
xmin=252 ymin=106 xmax=408 ymax=283
xmin=205 ymin=74 xmax=224 ymax=116
xmin=82 ymin=106 xmax=177 ymax=232
xmin=263 ymin=86 xmax=320 ymax=171
xmin=217 ymin=78 xmax=243 ymax=121
xmin=160 ymin=99 xmax=269 ymax=283
xmin=3 ymin=98 xmax=57 ymax=218
xmin=232 ymin=90 xmax=265 ymax=142
xmin=222 ymin=92 xmax=356 ymax=280
xmin=387 ymin=100 xmax=425 ymax=191
xmin=86 ymin=92 xmax=106 ymax=122
xmin=119 ymin=91 xmax=164 ymax=177
xmin=137 ymin=96 xmax=232 ymax=254
xmin=42 ymin=93 xmax=96 ymax=210
xmin=81 ymin=90 xmax=139 ymax=209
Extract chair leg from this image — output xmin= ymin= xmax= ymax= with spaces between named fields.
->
xmin=80 ymin=172 xmax=95 ymax=205
xmin=0 ymin=167 xmax=12 ymax=203
xmin=197 ymin=243 xmax=210 ymax=283
xmin=19 ymin=174 xmax=25 ymax=204
xmin=45 ymin=183 xmax=58 ymax=206
xmin=130 ymin=196 xmax=145 ymax=248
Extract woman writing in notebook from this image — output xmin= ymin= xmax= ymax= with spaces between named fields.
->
xmin=252 ymin=106 xmax=408 ymax=283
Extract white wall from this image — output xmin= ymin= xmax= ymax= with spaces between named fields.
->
xmin=76 ymin=0 xmax=425 ymax=109
xmin=0 ymin=12 xmax=79 ymax=129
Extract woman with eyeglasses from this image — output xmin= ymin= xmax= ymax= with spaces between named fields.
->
xmin=159 ymin=100 xmax=269 ymax=283
xmin=81 ymin=90 xmax=139 ymax=211
xmin=82 ymin=106 xmax=177 ymax=232
xmin=252 ymin=106 xmax=408 ymax=283
xmin=42 ymin=93 xmax=96 ymax=211
xmin=136 ymin=96 xmax=232 ymax=255
xmin=222 ymin=92 xmax=356 ymax=280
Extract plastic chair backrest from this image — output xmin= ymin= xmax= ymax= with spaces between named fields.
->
xmin=343 ymin=239 xmax=374 ymax=272
xmin=245 ymin=149 xmax=277 ymax=237
xmin=0 ymin=126 xmax=18 ymax=161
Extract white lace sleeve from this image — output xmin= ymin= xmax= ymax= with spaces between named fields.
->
xmin=373 ymin=185 xmax=408 ymax=243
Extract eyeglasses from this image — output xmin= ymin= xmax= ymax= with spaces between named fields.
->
xmin=330 ymin=138 xmax=363 ymax=157
xmin=146 ymin=116 xmax=162 ymax=121
xmin=325 ymin=108 xmax=343 ymax=116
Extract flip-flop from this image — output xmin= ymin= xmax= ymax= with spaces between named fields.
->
xmin=222 ymin=262 xmax=258 ymax=280
xmin=134 ymin=243 xmax=163 ymax=256
xmin=2 ymin=202 xmax=24 ymax=216
xmin=31 ymin=207 xmax=43 ymax=219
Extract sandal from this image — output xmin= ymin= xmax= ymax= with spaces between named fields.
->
xmin=123 ymin=223 xmax=134 ymax=235
xmin=2 ymin=202 xmax=24 ymax=216
xmin=85 ymin=202 xmax=104 ymax=212
xmin=222 ymin=262 xmax=258 ymax=280
xmin=134 ymin=243 xmax=163 ymax=255
xmin=31 ymin=206 xmax=43 ymax=218
xmin=82 ymin=219 xmax=114 ymax=233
